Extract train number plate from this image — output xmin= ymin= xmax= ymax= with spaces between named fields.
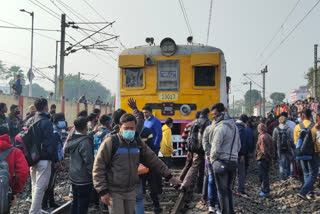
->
xmin=159 ymin=93 xmax=178 ymax=101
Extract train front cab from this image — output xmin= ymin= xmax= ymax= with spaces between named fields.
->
xmin=119 ymin=40 xmax=227 ymax=158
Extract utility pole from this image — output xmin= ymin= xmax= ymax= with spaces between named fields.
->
xmin=259 ymin=91 xmax=262 ymax=116
xmin=249 ymin=81 xmax=252 ymax=115
xmin=314 ymin=44 xmax=318 ymax=97
xmin=54 ymin=41 xmax=59 ymax=99
xmin=78 ymin=72 xmax=81 ymax=99
xmin=261 ymin=65 xmax=268 ymax=117
xmin=20 ymin=9 xmax=34 ymax=97
xmin=59 ymin=14 xmax=66 ymax=98
xmin=232 ymin=95 xmax=235 ymax=118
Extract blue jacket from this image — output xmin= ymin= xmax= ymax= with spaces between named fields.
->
xmin=31 ymin=112 xmax=59 ymax=163
xmin=235 ymin=120 xmax=249 ymax=156
xmin=144 ymin=116 xmax=163 ymax=149
xmin=246 ymin=126 xmax=254 ymax=153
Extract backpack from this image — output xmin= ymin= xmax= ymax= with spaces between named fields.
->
xmin=0 ymin=147 xmax=14 ymax=214
xmin=15 ymin=117 xmax=45 ymax=166
xmin=187 ymin=119 xmax=210 ymax=154
xmin=276 ymin=127 xmax=289 ymax=152
xmin=296 ymin=123 xmax=315 ymax=160
xmin=94 ymin=129 xmax=109 ymax=156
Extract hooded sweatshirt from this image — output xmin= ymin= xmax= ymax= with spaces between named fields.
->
xmin=0 ymin=134 xmax=29 ymax=194
xmin=272 ymin=123 xmax=294 ymax=153
xmin=203 ymin=114 xmax=241 ymax=162
xmin=256 ymin=123 xmax=275 ymax=161
xmin=65 ymin=134 xmax=94 ymax=185
xmin=160 ymin=124 xmax=173 ymax=157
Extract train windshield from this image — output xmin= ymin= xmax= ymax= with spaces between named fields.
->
xmin=157 ymin=60 xmax=180 ymax=91
xmin=194 ymin=66 xmax=215 ymax=86
xmin=125 ymin=68 xmax=143 ymax=88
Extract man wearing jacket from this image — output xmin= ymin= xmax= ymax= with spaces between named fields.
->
xmin=235 ymin=114 xmax=250 ymax=198
xmin=160 ymin=117 xmax=174 ymax=168
xmin=203 ymin=103 xmax=241 ymax=214
xmin=65 ymin=116 xmax=94 ymax=214
xmin=142 ymin=105 xmax=162 ymax=153
xmin=0 ymin=127 xmax=29 ymax=212
xmin=28 ymin=98 xmax=59 ymax=214
xmin=93 ymin=113 xmax=180 ymax=214
xmin=294 ymin=109 xmax=320 ymax=201
xmin=272 ymin=116 xmax=294 ymax=180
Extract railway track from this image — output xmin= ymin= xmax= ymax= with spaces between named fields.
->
xmin=40 ymin=167 xmax=193 ymax=214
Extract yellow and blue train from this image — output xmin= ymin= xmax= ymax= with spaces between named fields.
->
xmin=117 ymin=37 xmax=230 ymax=157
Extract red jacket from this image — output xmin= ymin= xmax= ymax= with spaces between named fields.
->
xmin=0 ymin=134 xmax=29 ymax=194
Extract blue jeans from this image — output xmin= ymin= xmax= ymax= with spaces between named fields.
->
xmin=237 ymin=158 xmax=246 ymax=193
xmin=71 ymin=184 xmax=92 ymax=214
xmin=206 ymin=161 xmax=219 ymax=208
xmin=278 ymin=151 xmax=291 ymax=179
xmin=257 ymin=160 xmax=270 ymax=194
xmin=135 ymin=178 xmax=144 ymax=214
xmin=300 ymin=154 xmax=319 ymax=196
xmin=163 ymin=156 xmax=172 ymax=169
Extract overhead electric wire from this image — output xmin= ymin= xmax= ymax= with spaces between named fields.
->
xmin=53 ymin=0 xmax=120 ymax=55
xmin=258 ymin=0 xmax=301 ymax=58
xmin=80 ymin=0 xmax=127 ymax=50
xmin=206 ymin=0 xmax=213 ymax=45
xmin=243 ymin=74 xmax=263 ymax=89
xmin=28 ymin=0 xmax=60 ymax=20
xmin=178 ymin=0 xmax=193 ymax=36
xmin=0 ymin=25 xmax=60 ymax=32
xmin=258 ymin=0 xmax=320 ymax=70
xmin=0 ymin=19 xmax=56 ymax=41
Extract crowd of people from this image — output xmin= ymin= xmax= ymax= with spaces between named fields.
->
xmin=1 ymin=95 xmax=320 ymax=214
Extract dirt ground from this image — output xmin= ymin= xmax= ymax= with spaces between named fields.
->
xmin=10 ymin=158 xmax=320 ymax=214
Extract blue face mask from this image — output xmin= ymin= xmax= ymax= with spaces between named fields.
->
xmin=297 ymin=118 xmax=302 ymax=123
xmin=122 ymin=130 xmax=135 ymax=140
xmin=57 ymin=121 xmax=66 ymax=129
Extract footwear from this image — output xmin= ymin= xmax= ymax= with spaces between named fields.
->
xmin=209 ymin=206 xmax=216 ymax=213
xmin=216 ymin=209 xmax=222 ymax=214
xmin=297 ymin=193 xmax=309 ymax=201
xmin=236 ymin=191 xmax=250 ymax=198
xmin=49 ymin=201 xmax=60 ymax=208
xmin=259 ymin=191 xmax=270 ymax=197
xmin=26 ymin=197 xmax=32 ymax=203
xmin=306 ymin=193 xmax=315 ymax=200
xmin=153 ymin=207 xmax=163 ymax=214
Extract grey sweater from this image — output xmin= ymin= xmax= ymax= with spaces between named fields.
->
xmin=203 ymin=115 xmax=241 ymax=162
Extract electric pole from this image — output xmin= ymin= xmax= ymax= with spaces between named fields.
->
xmin=59 ymin=14 xmax=66 ymax=98
xmin=20 ymin=9 xmax=34 ymax=97
xmin=232 ymin=95 xmax=235 ymax=118
xmin=261 ymin=65 xmax=268 ymax=117
xmin=314 ymin=44 xmax=318 ymax=97
xmin=55 ymin=41 xmax=59 ymax=99
xmin=243 ymin=81 xmax=252 ymax=115
xmin=78 ymin=72 xmax=81 ymax=99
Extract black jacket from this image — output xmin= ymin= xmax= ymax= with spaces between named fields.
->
xmin=28 ymin=112 xmax=58 ymax=162
xmin=65 ymin=134 xmax=94 ymax=185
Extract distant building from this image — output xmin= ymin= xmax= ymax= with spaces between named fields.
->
xmin=290 ymin=89 xmax=310 ymax=103
xmin=0 ymin=85 xmax=10 ymax=94
xmin=253 ymin=102 xmax=273 ymax=117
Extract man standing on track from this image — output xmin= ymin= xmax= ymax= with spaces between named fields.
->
xmin=204 ymin=103 xmax=241 ymax=214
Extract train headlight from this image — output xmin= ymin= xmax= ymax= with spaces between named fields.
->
xmin=180 ymin=104 xmax=191 ymax=116
xmin=160 ymin=38 xmax=177 ymax=56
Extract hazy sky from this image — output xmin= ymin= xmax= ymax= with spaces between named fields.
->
xmin=1 ymin=0 xmax=320 ymax=101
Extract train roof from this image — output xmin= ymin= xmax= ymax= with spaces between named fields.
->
xmin=119 ymin=45 xmax=224 ymax=56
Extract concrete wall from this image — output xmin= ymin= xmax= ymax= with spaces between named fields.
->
xmin=0 ymin=94 xmax=114 ymax=125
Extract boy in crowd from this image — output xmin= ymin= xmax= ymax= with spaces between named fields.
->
xmin=65 ymin=117 xmax=94 ymax=214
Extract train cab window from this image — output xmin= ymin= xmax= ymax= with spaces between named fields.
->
xmin=125 ymin=68 xmax=143 ymax=88
xmin=157 ymin=60 xmax=179 ymax=91
xmin=194 ymin=66 xmax=215 ymax=86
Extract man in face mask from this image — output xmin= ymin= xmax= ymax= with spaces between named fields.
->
xmin=7 ymin=104 xmax=23 ymax=145
xmin=93 ymin=113 xmax=180 ymax=214
xmin=0 ymin=103 xmax=9 ymax=129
